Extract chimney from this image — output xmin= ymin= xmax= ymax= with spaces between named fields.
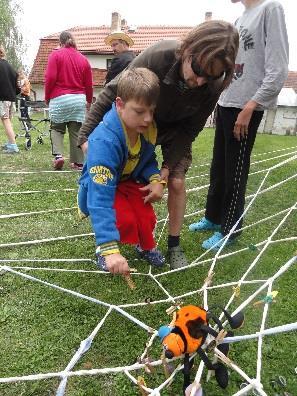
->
xmin=205 ymin=12 xmax=212 ymax=21
xmin=121 ymin=19 xmax=127 ymax=30
xmin=111 ymin=12 xmax=121 ymax=31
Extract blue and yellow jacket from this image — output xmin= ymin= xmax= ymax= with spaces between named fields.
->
xmin=78 ymin=103 xmax=160 ymax=248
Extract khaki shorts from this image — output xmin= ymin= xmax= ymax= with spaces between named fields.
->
xmin=161 ymin=142 xmax=192 ymax=179
xmin=0 ymin=101 xmax=13 ymax=119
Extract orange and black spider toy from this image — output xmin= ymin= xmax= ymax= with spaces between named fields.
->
xmin=158 ymin=305 xmax=244 ymax=394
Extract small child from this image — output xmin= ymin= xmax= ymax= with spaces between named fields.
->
xmin=18 ymin=70 xmax=31 ymax=120
xmin=78 ymin=68 xmax=166 ymax=274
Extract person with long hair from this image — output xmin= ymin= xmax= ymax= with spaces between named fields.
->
xmin=45 ymin=31 xmax=93 ymax=170
xmin=77 ymin=20 xmax=239 ymax=269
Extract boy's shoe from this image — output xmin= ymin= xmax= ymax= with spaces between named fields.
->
xmin=53 ymin=156 xmax=64 ymax=170
xmin=136 ymin=246 xmax=165 ymax=267
xmin=1 ymin=142 xmax=9 ymax=150
xmin=70 ymin=162 xmax=83 ymax=171
xmin=167 ymin=246 xmax=188 ymax=270
xmin=189 ymin=217 xmax=220 ymax=232
xmin=202 ymin=232 xmax=234 ymax=250
xmin=2 ymin=143 xmax=19 ymax=154
xmin=95 ymin=255 xmax=109 ymax=272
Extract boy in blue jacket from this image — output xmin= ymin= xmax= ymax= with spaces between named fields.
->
xmin=78 ymin=68 xmax=166 ymax=274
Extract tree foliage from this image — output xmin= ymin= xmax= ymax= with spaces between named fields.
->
xmin=0 ymin=0 xmax=24 ymax=70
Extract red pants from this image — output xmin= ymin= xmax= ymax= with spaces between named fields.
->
xmin=114 ymin=180 xmax=156 ymax=250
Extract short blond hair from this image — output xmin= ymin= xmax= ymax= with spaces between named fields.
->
xmin=117 ymin=68 xmax=160 ymax=106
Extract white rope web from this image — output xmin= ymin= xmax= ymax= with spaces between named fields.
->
xmin=0 ymin=145 xmax=296 ymax=395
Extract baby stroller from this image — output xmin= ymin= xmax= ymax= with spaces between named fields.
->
xmin=17 ymin=99 xmax=51 ymax=150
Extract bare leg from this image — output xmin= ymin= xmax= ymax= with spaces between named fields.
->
xmin=1 ymin=118 xmax=16 ymax=144
xmin=167 ymin=177 xmax=186 ymax=235
xmin=167 ymin=177 xmax=188 ymax=269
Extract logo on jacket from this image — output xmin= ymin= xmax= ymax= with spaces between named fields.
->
xmin=90 ymin=165 xmax=114 ymax=185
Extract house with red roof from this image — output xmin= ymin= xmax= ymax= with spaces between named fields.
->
xmin=30 ymin=12 xmax=297 ymax=135
xmin=29 ymin=12 xmax=195 ymax=100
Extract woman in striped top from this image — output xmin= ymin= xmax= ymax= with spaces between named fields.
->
xmin=45 ymin=31 xmax=93 ymax=170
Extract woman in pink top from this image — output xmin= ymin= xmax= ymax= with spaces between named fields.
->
xmin=45 ymin=31 xmax=93 ymax=170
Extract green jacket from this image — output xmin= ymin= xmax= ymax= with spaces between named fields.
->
xmin=78 ymin=40 xmax=224 ymax=169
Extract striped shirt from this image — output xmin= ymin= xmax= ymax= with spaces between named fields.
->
xmin=49 ymin=94 xmax=86 ymax=123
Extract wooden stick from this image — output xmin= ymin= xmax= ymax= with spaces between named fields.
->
xmin=123 ymin=273 xmax=136 ymax=289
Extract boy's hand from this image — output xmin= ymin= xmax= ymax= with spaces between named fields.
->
xmin=105 ymin=253 xmax=130 ymax=274
xmin=140 ymin=182 xmax=165 ymax=204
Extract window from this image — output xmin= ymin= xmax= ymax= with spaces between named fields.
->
xmin=106 ymin=59 xmax=113 ymax=70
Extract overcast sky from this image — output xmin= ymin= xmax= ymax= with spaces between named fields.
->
xmin=20 ymin=0 xmax=297 ymax=70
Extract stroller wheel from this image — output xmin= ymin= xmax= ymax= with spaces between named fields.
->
xmin=25 ymin=138 xmax=32 ymax=150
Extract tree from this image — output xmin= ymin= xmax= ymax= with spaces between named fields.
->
xmin=0 ymin=0 xmax=24 ymax=70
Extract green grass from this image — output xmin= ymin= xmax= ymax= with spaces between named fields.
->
xmin=0 ymin=115 xmax=296 ymax=395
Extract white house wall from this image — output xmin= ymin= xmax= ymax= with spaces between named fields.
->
xmin=86 ymin=54 xmax=113 ymax=69
xmin=258 ymin=107 xmax=297 ymax=135
xmin=31 ymin=84 xmax=45 ymax=101
xmin=273 ymin=107 xmax=297 ymax=135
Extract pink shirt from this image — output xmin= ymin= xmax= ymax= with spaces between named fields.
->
xmin=45 ymin=47 xmax=93 ymax=103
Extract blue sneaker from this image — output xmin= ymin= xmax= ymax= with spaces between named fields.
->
xmin=202 ymin=232 xmax=233 ymax=250
xmin=136 ymin=246 xmax=165 ymax=267
xmin=1 ymin=142 xmax=9 ymax=150
xmin=3 ymin=143 xmax=19 ymax=154
xmin=189 ymin=217 xmax=220 ymax=232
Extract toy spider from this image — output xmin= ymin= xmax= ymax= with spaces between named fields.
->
xmin=158 ymin=305 xmax=244 ymax=394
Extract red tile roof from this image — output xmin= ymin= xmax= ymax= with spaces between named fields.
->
xmin=30 ymin=25 xmax=297 ymax=93
xmin=283 ymin=71 xmax=297 ymax=93
xmin=30 ymin=25 xmax=193 ymax=85
xmin=30 ymin=38 xmax=59 ymax=84
xmin=44 ymin=25 xmax=193 ymax=53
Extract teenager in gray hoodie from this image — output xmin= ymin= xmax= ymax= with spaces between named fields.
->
xmin=190 ymin=0 xmax=289 ymax=249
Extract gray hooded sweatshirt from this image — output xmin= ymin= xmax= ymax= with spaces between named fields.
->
xmin=219 ymin=0 xmax=289 ymax=110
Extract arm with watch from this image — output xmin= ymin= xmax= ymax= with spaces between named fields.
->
xmin=137 ymin=147 xmax=167 ymax=204
xmin=139 ymin=174 xmax=167 ymax=204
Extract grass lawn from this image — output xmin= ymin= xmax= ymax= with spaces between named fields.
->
xmin=0 ymin=114 xmax=296 ymax=396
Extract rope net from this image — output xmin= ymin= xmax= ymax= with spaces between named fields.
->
xmin=0 ymin=145 xmax=296 ymax=395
